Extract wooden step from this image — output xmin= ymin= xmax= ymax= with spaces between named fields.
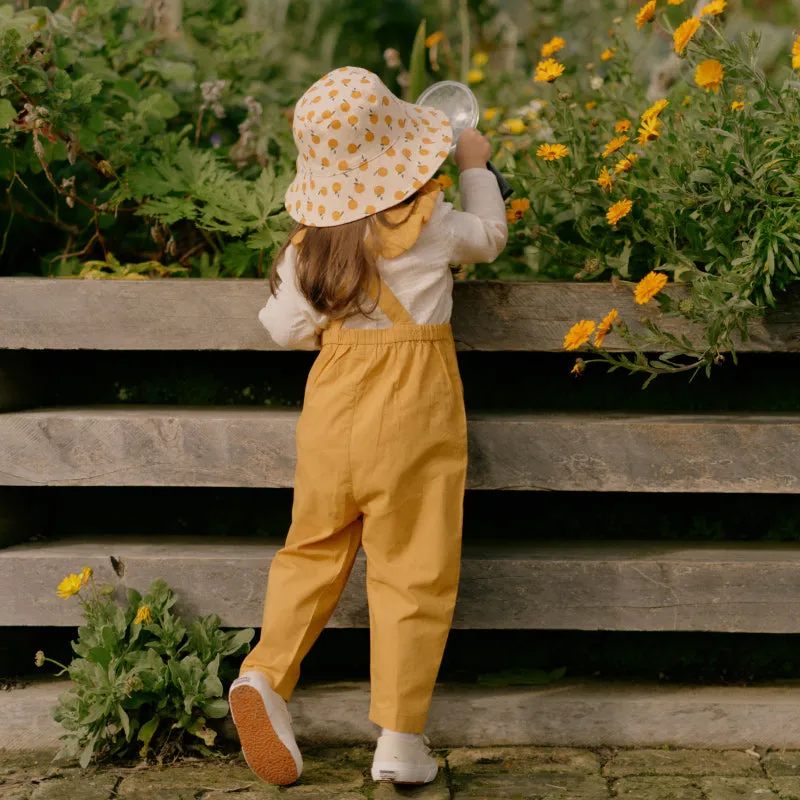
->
xmin=7 ymin=677 xmax=800 ymax=748
xmin=5 ymin=537 xmax=800 ymax=632
xmin=1 ymin=406 xmax=799 ymax=492
xmin=3 ymin=277 xmax=798 ymax=353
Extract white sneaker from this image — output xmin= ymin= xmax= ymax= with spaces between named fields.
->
xmin=371 ymin=731 xmax=439 ymax=785
xmin=229 ymin=671 xmax=303 ymax=786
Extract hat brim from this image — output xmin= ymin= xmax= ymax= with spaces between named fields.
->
xmin=284 ymin=101 xmax=453 ymax=228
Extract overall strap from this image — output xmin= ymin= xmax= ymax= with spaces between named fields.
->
xmin=367 ymin=277 xmax=415 ymax=327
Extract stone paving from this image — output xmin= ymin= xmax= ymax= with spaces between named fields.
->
xmin=5 ymin=747 xmax=800 ymax=799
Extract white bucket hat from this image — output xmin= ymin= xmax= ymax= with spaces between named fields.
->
xmin=284 ymin=66 xmax=453 ymax=227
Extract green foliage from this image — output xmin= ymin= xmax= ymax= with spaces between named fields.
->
xmin=0 ymin=0 xmax=417 ymax=277
xmin=477 ymin=8 xmax=800 ymax=379
xmin=5 ymin=0 xmax=800 ymax=380
xmin=39 ymin=572 xmax=253 ymax=766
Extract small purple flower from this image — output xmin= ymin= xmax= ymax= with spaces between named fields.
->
xmin=210 ymin=133 xmax=222 ymax=149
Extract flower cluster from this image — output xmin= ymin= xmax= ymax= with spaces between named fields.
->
xmin=563 ymin=309 xmax=621 ymax=351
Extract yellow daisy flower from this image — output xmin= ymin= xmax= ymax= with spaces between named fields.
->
xmin=594 ymin=309 xmax=619 ymax=347
xmin=615 ymin=119 xmax=632 ymax=133
xmin=635 ymin=271 xmax=668 ymax=304
xmin=598 ymin=167 xmax=614 ymax=192
xmin=602 ymin=135 xmax=629 ymax=158
xmin=57 ymin=574 xmax=83 ymax=599
xmin=700 ymin=0 xmax=726 ymax=15
xmin=134 ymin=605 xmax=153 ymax=625
xmin=502 ymin=118 xmax=526 ymax=134
xmin=483 ymin=107 xmax=501 ymax=121
xmin=601 ymin=48 xmax=616 ymax=61
xmin=472 ymin=52 xmax=490 ymax=67
xmin=467 ymin=69 xmax=485 ymax=84
xmin=537 ymin=143 xmax=570 ymax=161
xmin=570 ymin=359 xmax=585 ymax=376
xmin=635 ymin=0 xmax=657 ymax=30
xmin=792 ymin=35 xmax=800 ymax=70
xmin=695 ymin=58 xmax=724 ymax=92
xmin=541 ymin=36 xmax=566 ymax=58
xmin=564 ymin=320 xmax=596 ymax=351
xmin=585 ymin=100 xmax=598 ymax=110
xmin=80 ymin=566 xmax=93 ymax=586
xmin=731 ymin=100 xmax=744 ymax=111
xmin=506 ymin=197 xmax=530 ymax=222
xmin=682 ymin=94 xmax=692 ymax=106
xmin=673 ymin=17 xmax=701 ymax=55
xmin=641 ymin=99 xmax=669 ymax=122
xmin=535 ymin=58 xmax=566 ymax=83
xmin=607 ymin=198 xmax=633 ymax=226
xmin=614 ymin=153 xmax=638 ymax=173
xmin=636 ymin=117 xmax=662 ymax=145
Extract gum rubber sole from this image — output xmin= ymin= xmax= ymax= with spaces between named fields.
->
xmin=230 ymin=684 xmax=299 ymax=786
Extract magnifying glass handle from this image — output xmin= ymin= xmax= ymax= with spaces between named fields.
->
xmin=487 ymin=161 xmax=514 ymax=200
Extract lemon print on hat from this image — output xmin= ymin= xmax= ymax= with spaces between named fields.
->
xmin=285 ymin=66 xmax=452 ymax=227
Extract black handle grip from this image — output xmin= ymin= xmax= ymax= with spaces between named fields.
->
xmin=487 ymin=161 xmax=514 ymax=200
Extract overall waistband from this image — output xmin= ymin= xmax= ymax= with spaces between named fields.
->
xmin=322 ymin=323 xmax=453 ymax=346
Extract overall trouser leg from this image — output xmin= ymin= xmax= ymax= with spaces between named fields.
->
xmin=348 ymin=326 xmax=468 ymax=733
xmin=241 ymin=344 xmax=363 ymax=700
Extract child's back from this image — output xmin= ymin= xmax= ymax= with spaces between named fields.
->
xmin=260 ymin=168 xmax=506 ymax=348
xmin=229 ymin=66 xmax=507 ymax=789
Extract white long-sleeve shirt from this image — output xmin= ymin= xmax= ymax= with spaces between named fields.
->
xmin=259 ymin=168 xmax=508 ymax=349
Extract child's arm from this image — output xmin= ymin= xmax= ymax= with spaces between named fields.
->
xmin=258 ymin=245 xmax=327 ymax=350
xmin=442 ymin=129 xmax=508 ymax=265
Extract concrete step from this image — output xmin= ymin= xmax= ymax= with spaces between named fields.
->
xmin=5 ymin=677 xmax=800 ymax=750
xmin=3 ymin=277 xmax=799 ymax=352
xmin=5 ymin=537 xmax=800 ymax=632
xmin=2 ymin=406 xmax=800 ymax=492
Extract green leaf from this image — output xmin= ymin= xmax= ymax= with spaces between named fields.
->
xmin=78 ymin=736 xmax=96 ymax=768
xmin=71 ymin=74 xmax=103 ymax=106
xmin=202 ymin=698 xmax=230 ymax=719
xmin=137 ymin=92 xmax=180 ymax=120
xmin=140 ymin=58 xmax=195 ymax=84
xmin=118 ymin=705 xmax=131 ymax=740
xmin=247 ymin=227 xmax=275 ymax=251
xmin=137 ymin=716 xmax=159 ymax=756
xmin=220 ymin=627 xmax=255 ymax=657
xmin=88 ymin=646 xmax=112 ymax=668
xmin=0 ymin=99 xmax=16 ymax=128
xmin=408 ymin=19 xmax=428 ymax=103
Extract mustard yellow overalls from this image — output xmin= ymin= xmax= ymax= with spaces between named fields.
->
xmin=242 ymin=279 xmax=468 ymax=733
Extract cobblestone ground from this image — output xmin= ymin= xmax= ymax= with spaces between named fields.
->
xmin=5 ymin=747 xmax=800 ymax=799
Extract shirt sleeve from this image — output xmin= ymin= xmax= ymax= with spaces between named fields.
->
xmin=442 ymin=167 xmax=508 ymax=265
xmin=257 ymin=244 xmax=327 ymax=350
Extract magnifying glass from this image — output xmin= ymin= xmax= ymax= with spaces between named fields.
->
xmin=417 ymin=80 xmax=514 ymax=200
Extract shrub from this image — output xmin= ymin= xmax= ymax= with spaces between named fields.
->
xmin=484 ymin=3 xmax=800 ymax=380
xmin=0 ymin=0 xmax=419 ymax=278
xmin=37 ymin=567 xmax=254 ymax=766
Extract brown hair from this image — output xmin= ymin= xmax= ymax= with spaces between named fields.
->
xmin=271 ymin=193 xmax=422 ymax=318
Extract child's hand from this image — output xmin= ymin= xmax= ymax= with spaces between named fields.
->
xmin=455 ymin=128 xmax=492 ymax=172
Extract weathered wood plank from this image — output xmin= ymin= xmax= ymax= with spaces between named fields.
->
xmin=5 ymin=538 xmax=800 ymax=632
xmin=10 ymin=677 xmax=800 ymax=748
xmin=2 ymin=277 xmax=799 ymax=352
xmin=1 ymin=407 xmax=799 ymax=493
